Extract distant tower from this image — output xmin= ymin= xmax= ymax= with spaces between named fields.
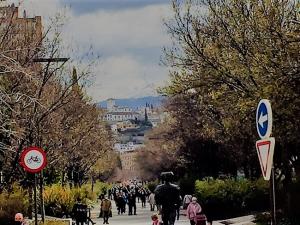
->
xmin=71 ymin=67 xmax=81 ymax=92
xmin=107 ymin=98 xmax=115 ymax=111
xmin=144 ymin=108 xmax=148 ymax=122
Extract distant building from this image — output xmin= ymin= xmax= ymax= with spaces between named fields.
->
xmin=119 ymin=150 xmax=139 ymax=171
xmin=104 ymin=111 xmax=139 ymax=122
xmin=114 ymin=142 xmax=144 ymax=153
xmin=107 ymin=98 xmax=116 ymax=112
xmin=0 ymin=3 xmax=43 ymax=49
xmin=110 ymin=120 xmax=138 ymax=133
xmin=102 ymin=98 xmax=166 ymax=180
xmin=115 ymin=141 xmax=143 ymax=171
xmin=106 ymin=98 xmax=132 ymax=112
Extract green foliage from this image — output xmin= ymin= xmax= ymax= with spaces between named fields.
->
xmin=195 ymin=178 xmax=269 ymax=219
xmin=29 ymin=221 xmax=69 ymax=225
xmin=0 ymin=184 xmax=29 ymax=225
xmin=43 ymin=182 xmax=109 ymax=217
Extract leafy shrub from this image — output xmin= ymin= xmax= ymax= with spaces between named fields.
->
xmin=93 ymin=181 xmax=112 ymax=197
xmin=43 ymin=182 xmax=109 ymax=217
xmin=0 ymin=183 xmax=29 ymax=225
xmin=195 ymin=178 xmax=269 ymax=219
xmin=29 ymin=221 xmax=70 ymax=225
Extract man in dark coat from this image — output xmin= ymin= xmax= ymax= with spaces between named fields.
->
xmin=127 ymin=192 xmax=137 ymax=215
xmin=154 ymin=172 xmax=181 ymax=225
xmin=72 ymin=198 xmax=87 ymax=225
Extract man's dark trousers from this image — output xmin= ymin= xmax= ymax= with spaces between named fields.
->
xmin=103 ymin=211 xmax=109 ymax=224
xmin=162 ymin=209 xmax=176 ymax=225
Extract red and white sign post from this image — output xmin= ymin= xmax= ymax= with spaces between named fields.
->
xmin=20 ymin=147 xmax=47 ymax=225
xmin=256 ymin=138 xmax=275 ymax=181
xmin=20 ymin=147 xmax=47 ymax=173
xmin=256 ymin=100 xmax=276 ymax=225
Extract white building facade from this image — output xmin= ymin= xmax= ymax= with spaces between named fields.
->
xmin=114 ymin=142 xmax=144 ymax=153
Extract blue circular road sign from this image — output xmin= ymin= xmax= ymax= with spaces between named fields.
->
xmin=256 ymin=99 xmax=272 ymax=139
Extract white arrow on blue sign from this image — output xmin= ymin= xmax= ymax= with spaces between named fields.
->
xmin=256 ymin=99 xmax=273 ymax=139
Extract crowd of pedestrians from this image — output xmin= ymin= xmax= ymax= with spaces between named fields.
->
xmin=108 ymin=181 xmax=151 ymax=216
xmin=105 ymin=178 xmax=213 ymax=225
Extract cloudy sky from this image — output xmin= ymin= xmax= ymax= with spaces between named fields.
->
xmin=7 ymin=0 xmax=173 ymax=101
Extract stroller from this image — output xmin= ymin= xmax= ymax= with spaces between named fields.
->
xmin=194 ymin=213 xmax=207 ymax=225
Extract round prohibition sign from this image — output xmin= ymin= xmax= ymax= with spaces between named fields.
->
xmin=20 ymin=147 xmax=47 ymax=173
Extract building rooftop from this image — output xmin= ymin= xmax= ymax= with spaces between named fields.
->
xmin=107 ymin=112 xmax=139 ymax=115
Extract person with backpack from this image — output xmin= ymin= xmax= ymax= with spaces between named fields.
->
xmin=72 ymin=198 xmax=88 ymax=225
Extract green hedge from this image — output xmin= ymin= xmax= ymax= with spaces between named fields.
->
xmin=44 ymin=182 xmax=110 ymax=217
xmin=0 ymin=182 xmax=110 ymax=224
xmin=0 ymin=184 xmax=29 ymax=225
xmin=29 ymin=221 xmax=69 ymax=225
xmin=195 ymin=178 xmax=269 ymax=219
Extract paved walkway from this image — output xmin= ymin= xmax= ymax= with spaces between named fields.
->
xmin=89 ymin=201 xmax=255 ymax=225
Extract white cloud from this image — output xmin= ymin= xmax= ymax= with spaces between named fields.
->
xmin=63 ymin=4 xmax=172 ymax=101
xmin=63 ymin=4 xmax=172 ymax=53
xmin=87 ymin=54 xmax=168 ymax=101
xmin=5 ymin=1 xmax=173 ymax=102
xmin=7 ymin=0 xmax=63 ymax=19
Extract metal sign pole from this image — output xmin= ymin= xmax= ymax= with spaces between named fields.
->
xmin=34 ymin=173 xmax=38 ymax=225
xmin=19 ymin=147 xmax=47 ymax=224
xmin=271 ymin=167 xmax=277 ymax=225
xmin=40 ymin=171 xmax=45 ymax=223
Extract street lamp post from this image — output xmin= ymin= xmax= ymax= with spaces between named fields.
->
xmin=31 ymin=57 xmax=69 ymax=224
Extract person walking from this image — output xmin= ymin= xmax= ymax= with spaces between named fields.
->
xmin=140 ymin=188 xmax=147 ymax=208
xmin=183 ymin=194 xmax=193 ymax=209
xmin=155 ymin=172 xmax=181 ymax=225
xmin=203 ymin=197 xmax=215 ymax=225
xmin=115 ymin=192 xmax=122 ymax=215
xmin=186 ymin=197 xmax=202 ymax=225
xmin=101 ymin=195 xmax=112 ymax=224
xmin=176 ymin=195 xmax=182 ymax=220
xmin=127 ymin=193 xmax=135 ymax=215
xmin=72 ymin=198 xmax=88 ymax=225
xmin=149 ymin=192 xmax=156 ymax=211
xmin=121 ymin=191 xmax=127 ymax=214
xmin=14 ymin=213 xmax=28 ymax=225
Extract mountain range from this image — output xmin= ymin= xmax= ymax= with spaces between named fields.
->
xmin=98 ymin=96 xmax=166 ymax=109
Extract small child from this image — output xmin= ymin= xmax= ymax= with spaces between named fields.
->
xmin=151 ymin=214 xmax=162 ymax=225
